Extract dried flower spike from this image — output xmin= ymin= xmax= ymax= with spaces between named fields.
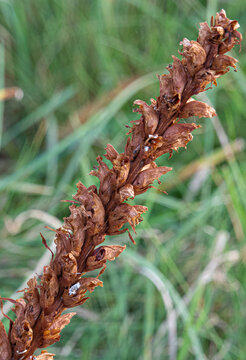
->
xmin=0 ymin=9 xmax=241 ymax=360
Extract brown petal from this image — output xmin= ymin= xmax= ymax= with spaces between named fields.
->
xmin=11 ymin=298 xmax=26 ymax=318
xmin=104 ymin=144 xmax=119 ymax=163
xmin=118 ymin=184 xmax=135 ymax=202
xmin=215 ymin=10 xmax=242 ymax=55
xmin=163 ymin=123 xmax=198 ymax=140
xmin=125 ymin=120 xmax=145 ymax=161
xmin=60 ymin=253 xmax=78 ymax=286
xmin=79 ymin=277 xmax=103 ymax=293
xmin=179 ymin=100 xmax=216 ymax=119
xmin=90 ymin=157 xmax=116 ymax=205
xmin=158 ymin=73 xmax=181 ymax=110
xmin=107 ymin=203 xmax=148 ymax=234
xmin=211 ymin=54 xmax=238 ymax=74
xmin=192 ymin=68 xmax=216 ymax=94
xmin=90 ymin=192 xmax=105 ymax=235
xmin=63 ymin=278 xmax=103 ymax=307
xmin=85 ymin=245 xmax=126 ymax=272
xmin=180 ymin=38 xmax=206 ymax=76
xmin=90 ymin=156 xmax=109 ymax=180
xmin=218 ymin=36 xmax=238 ymax=55
xmin=42 ymin=312 xmax=76 ymax=347
xmin=54 ymin=228 xmax=71 ymax=257
xmin=170 ymin=56 xmax=187 ymax=96
xmin=197 ymin=22 xmax=211 ymax=54
xmin=40 ymin=267 xmax=59 ymax=309
xmin=134 ymin=99 xmax=159 ymax=135
xmin=24 ymin=278 xmax=41 ymax=328
xmin=214 ymin=9 xmax=228 ymax=26
xmin=73 ymin=181 xmax=94 ymax=209
xmin=157 ymin=123 xmax=198 ymax=158
xmin=131 ymin=205 xmax=148 ymax=231
xmin=66 ymin=205 xmax=86 ymax=257
xmin=11 ymin=319 xmax=33 ymax=350
xmin=158 ymin=74 xmax=173 ymax=99
xmin=0 ymin=321 xmax=11 ymax=360
xmin=9 ymin=298 xmax=27 ymax=349
xmin=133 ymin=166 xmax=172 ymax=195
xmin=209 ymin=25 xmax=225 ymax=43
xmin=112 ymin=153 xmax=130 ymax=187
xmin=62 ymin=290 xmax=87 ymax=308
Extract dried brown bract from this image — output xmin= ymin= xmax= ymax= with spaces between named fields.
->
xmin=0 ymin=10 xmax=241 ymax=359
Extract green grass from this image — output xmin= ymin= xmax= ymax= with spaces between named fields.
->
xmin=0 ymin=1 xmax=246 ymax=359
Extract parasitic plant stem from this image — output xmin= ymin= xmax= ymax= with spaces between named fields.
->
xmin=0 ymin=10 xmax=242 ymax=360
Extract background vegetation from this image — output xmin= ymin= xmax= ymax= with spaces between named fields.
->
xmin=0 ymin=0 xmax=246 ymax=359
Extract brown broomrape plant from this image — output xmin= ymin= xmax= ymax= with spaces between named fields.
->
xmin=0 ymin=10 xmax=242 ymax=359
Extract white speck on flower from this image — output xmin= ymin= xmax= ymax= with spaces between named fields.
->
xmin=69 ymin=282 xmax=81 ymax=295
xmin=16 ymin=350 xmax=27 ymax=354
xmin=148 ymin=134 xmax=158 ymax=139
xmin=144 ymin=146 xmax=149 ymax=152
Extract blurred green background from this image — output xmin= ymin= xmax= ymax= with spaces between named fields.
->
xmin=0 ymin=0 xmax=246 ymax=359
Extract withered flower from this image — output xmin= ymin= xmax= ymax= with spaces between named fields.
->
xmin=42 ymin=312 xmax=76 ymax=347
xmin=62 ymin=277 xmax=103 ymax=308
xmin=133 ymin=165 xmax=172 ymax=194
xmin=133 ymin=99 xmax=159 ymax=135
xmin=179 ymin=38 xmax=207 ymax=76
xmin=85 ymin=245 xmax=126 ymax=272
xmin=107 ymin=203 xmax=148 ymax=236
xmin=23 ymin=279 xmax=41 ymax=328
xmin=58 ymin=252 xmax=78 ymax=286
xmin=0 ymin=10 xmax=241 ymax=359
xmin=179 ymin=100 xmax=216 ymax=119
xmin=39 ymin=267 xmax=59 ymax=310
